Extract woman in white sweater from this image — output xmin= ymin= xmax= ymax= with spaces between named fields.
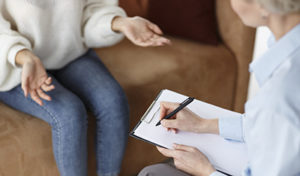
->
xmin=0 ymin=0 xmax=170 ymax=176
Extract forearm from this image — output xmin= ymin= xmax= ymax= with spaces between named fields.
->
xmin=195 ymin=118 xmax=219 ymax=134
xmin=194 ymin=114 xmax=244 ymax=142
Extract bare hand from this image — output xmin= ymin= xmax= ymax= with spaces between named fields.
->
xmin=112 ymin=16 xmax=171 ymax=47
xmin=160 ymin=102 xmax=219 ymax=134
xmin=157 ymin=144 xmax=216 ymax=176
xmin=16 ymin=49 xmax=55 ymax=106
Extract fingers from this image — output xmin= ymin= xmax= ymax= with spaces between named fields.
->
xmin=161 ymin=119 xmax=179 ymax=129
xmin=37 ymin=88 xmax=52 ymax=101
xmin=150 ymin=35 xmax=171 ymax=46
xmin=30 ymin=86 xmax=53 ymax=106
xmin=45 ymin=77 xmax=52 ymax=85
xmin=160 ymin=102 xmax=180 ymax=119
xmin=146 ymin=34 xmax=171 ymax=46
xmin=23 ymin=76 xmax=54 ymax=106
xmin=156 ymin=146 xmax=177 ymax=158
xmin=173 ymin=144 xmax=198 ymax=152
xmin=132 ymin=30 xmax=171 ymax=47
xmin=41 ymin=76 xmax=55 ymax=92
xmin=22 ymin=77 xmax=29 ymax=97
xmin=30 ymin=90 xmax=43 ymax=106
xmin=148 ymin=22 xmax=163 ymax=35
xmin=41 ymin=84 xmax=55 ymax=92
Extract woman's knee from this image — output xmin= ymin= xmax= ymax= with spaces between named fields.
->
xmin=106 ymin=80 xmax=128 ymax=107
xmin=50 ymin=93 xmax=87 ymax=131
xmin=93 ymin=81 xmax=129 ymax=119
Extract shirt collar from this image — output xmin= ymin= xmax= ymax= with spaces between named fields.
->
xmin=249 ymin=23 xmax=300 ymax=86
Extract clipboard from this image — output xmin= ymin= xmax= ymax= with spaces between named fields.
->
xmin=129 ymin=89 xmax=248 ymax=176
xmin=130 ymin=90 xmax=166 ymax=148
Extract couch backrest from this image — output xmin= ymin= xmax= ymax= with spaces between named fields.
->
xmin=119 ymin=0 xmax=256 ymax=112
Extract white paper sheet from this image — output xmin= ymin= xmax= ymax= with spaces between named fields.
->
xmin=132 ymin=89 xmax=248 ymax=176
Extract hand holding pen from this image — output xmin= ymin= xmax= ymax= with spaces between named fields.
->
xmin=158 ymin=99 xmax=219 ymax=134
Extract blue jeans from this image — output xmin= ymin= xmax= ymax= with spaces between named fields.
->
xmin=0 ymin=49 xmax=129 ymax=176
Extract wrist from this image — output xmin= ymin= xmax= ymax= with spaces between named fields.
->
xmin=204 ymin=166 xmax=216 ymax=176
xmin=15 ymin=49 xmax=36 ymax=67
xmin=195 ymin=119 xmax=219 ymax=134
xmin=111 ymin=16 xmax=127 ymax=32
xmin=196 ymin=163 xmax=216 ymax=176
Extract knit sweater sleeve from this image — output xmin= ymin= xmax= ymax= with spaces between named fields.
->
xmin=82 ymin=0 xmax=127 ymax=48
xmin=0 ymin=5 xmax=32 ymax=91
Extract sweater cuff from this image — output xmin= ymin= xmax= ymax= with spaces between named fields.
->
xmin=8 ymin=44 xmax=29 ymax=67
xmin=210 ymin=171 xmax=227 ymax=176
xmin=219 ymin=114 xmax=244 ymax=142
xmin=100 ymin=13 xmax=125 ymax=38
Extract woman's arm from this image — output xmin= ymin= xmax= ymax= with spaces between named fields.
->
xmin=83 ymin=0 xmax=170 ymax=48
xmin=0 ymin=7 xmax=32 ymax=91
xmin=159 ymin=102 xmax=245 ymax=142
xmin=15 ymin=49 xmax=55 ymax=106
xmin=156 ymin=102 xmax=245 ymax=176
xmin=83 ymin=0 xmax=127 ymax=48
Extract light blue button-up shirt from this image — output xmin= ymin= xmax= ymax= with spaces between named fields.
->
xmin=210 ymin=24 xmax=300 ymax=176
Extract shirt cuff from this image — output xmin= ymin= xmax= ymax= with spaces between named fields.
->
xmin=219 ymin=114 xmax=244 ymax=142
xmin=8 ymin=44 xmax=29 ymax=67
xmin=210 ymin=171 xmax=227 ymax=176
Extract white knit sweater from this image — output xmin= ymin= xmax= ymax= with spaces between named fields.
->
xmin=0 ymin=0 xmax=126 ymax=91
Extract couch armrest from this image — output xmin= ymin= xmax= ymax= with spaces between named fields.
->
xmin=216 ymin=0 xmax=256 ymax=112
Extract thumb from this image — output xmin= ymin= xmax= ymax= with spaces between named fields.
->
xmin=173 ymin=144 xmax=196 ymax=152
xmin=161 ymin=119 xmax=178 ymax=129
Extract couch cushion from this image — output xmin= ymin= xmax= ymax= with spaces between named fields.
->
xmin=95 ymin=37 xmax=237 ymax=175
xmin=0 ymin=103 xmax=59 ymax=176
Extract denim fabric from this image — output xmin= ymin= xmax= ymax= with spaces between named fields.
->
xmin=0 ymin=49 xmax=129 ymax=176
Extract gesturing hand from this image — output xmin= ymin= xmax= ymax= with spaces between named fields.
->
xmin=112 ymin=16 xmax=171 ymax=47
xmin=16 ymin=50 xmax=55 ymax=106
xmin=157 ymin=144 xmax=216 ymax=176
xmin=159 ymin=102 xmax=220 ymax=134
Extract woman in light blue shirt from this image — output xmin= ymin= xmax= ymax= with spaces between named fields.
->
xmin=138 ymin=0 xmax=300 ymax=176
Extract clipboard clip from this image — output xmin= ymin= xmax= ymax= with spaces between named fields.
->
xmin=141 ymin=101 xmax=160 ymax=124
xmin=140 ymin=90 xmax=165 ymax=124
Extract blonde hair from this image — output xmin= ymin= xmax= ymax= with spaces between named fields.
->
xmin=255 ymin=0 xmax=300 ymax=14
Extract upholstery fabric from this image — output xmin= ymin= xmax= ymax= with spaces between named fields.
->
xmin=216 ymin=0 xmax=256 ymax=112
xmin=148 ymin=0 xmax=218 ymax=45
xmin=119 ymin=0 xmax=148 ymax=17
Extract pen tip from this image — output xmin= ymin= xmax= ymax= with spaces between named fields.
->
xmin=155 ymin=122 xmax=160 ymax=126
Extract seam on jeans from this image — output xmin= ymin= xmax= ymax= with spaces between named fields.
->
xmin=15 ymin=88 xmax=65 ymax=176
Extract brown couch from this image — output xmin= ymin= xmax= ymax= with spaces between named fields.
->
xmin=0 ymin=0 xmax=255 ymax=176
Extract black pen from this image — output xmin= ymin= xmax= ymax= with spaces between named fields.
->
xmin=155 ymin=97 xmax=194 ymax=126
